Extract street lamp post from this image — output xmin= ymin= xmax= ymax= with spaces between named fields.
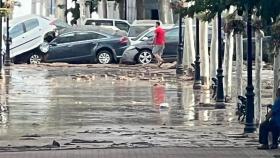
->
xmin=215 ymin=11 xmax=225 ymax=107
xmin=0 ymin=0 xmax=3 ymax=78
xmin=244 ymin=1 xmax=256 ymax=133
xmin=5 ymin=16 xmax=11 ymax=66
xmin=176 ymin=11 xmax=184 ymax=76
xmin=193 ymin=18 xmax=201 ymax=89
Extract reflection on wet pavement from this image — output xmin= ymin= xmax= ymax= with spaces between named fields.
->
xmin=0 ymin=64 xmax=272 ymax=150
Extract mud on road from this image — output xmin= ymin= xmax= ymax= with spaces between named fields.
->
xmin=0 ymin=64 xmax=274 ymax=151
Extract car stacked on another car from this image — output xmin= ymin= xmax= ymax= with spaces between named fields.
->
xmin=43 ymin=26 xmax=129 ymax=64
xmin=3 ymin=14 xmax=71 ymax=64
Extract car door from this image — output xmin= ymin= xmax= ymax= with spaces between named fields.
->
xmin=163 ymin=28 xmax=179 ymax=59
xmin=64 ymin=32 xmax=104 ymax=62
xmin=47 ymin=32 xmax=76 ymax=62
xmin=9 ymin=23 xmax=26 ymax=58
xmin=23 ymin=18 xmax=41 ymax=51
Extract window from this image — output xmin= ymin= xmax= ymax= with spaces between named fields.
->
xmin=85 ymin=20 xmax=113 ymax=26
xmin=76 ymin=32 xmax=107 ymax=41
xmin=115 ymin=21 xmax=130 ymax=32
xmin=10 ymin=23 xmax=25 ymax=38
xmin=165 ymin=28 xmax=185 ymax=41
xmin=166 ymin=28 xmax=179 ymax=41
xmin=56 ymin=33 xmax=76 ymax=43
xmin=128 ymin=26 xmax=153 ymax=37
xmin=144 ymin=31 xmax=154 ymax=39
xmin=24 ymin=19 xmax=39 ymax=32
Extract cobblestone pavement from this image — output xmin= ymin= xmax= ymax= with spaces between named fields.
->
xmin=0 ymin=148 xmax=279 ymax=158
xmin=0 ymin=64 xmax=275 ymax=151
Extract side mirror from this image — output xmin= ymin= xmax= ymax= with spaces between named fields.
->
xmin=142 ymin=37 xmax=149 ymax=41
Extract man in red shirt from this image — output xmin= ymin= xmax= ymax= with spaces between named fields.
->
xmin=153 ymin=22 xmax=165 ymax=67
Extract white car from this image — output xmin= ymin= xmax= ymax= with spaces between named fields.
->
xmin=83 ymin=18 xmax=131 ymax=33
xmin=3 ymin=15 xmax=65 ymax=64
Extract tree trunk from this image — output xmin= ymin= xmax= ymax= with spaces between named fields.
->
xmin=199 ymin=21 xmax=210 ymax=87
xmin=210 ymin=16 xmax=218 ymax=80
xmin=56 ymin=0 xmax=67 ymax=21
xmin=183 ymin=18 xmax=195 ymax=69
xmin=79 ymin=0 xmax=87 ymax=24
xmin=274 ymin=48 xmax=280 ymax=101
xmin=235 ymin=33 xmax=243 ymax=106
xmin=101 ymin=0 xmax=108 ymax=18
xmin=118 ymin=0 xmax=126 ymax=20
xmin=223 ymin=31 xmax=234 ymax=97
xmin=159 ymin=0 xmax=173 ymax=24
xmin=254 ymin=30 xmax=264 ymax=125
xmin=136 ymin=0 xmax=144 ymax=20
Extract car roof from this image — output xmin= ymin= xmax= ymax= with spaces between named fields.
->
xmin=59 ymin=26 xmax=126 ymax=36
xmin=10 ymin=14 xmax=47 ymax=26
xmin=131 ymin=20 xmax=162 ymax=26
xmin=84 ymin=18 xmax=129 ymax=23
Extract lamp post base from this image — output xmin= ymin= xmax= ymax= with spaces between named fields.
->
xmin=215 ymin=101 xmax=226 ymax=109
xmin=193 ymin=81 xmax=202 ymax=89
xmin=4 ymin=60 xmax=11 ymax=66
xmin=176 ymin=64 xmax=184 ymax=76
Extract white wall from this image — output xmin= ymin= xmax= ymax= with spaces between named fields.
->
xmin=13 ymin=0 xmax=32 ymax=18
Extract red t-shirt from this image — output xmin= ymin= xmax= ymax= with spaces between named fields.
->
xmin=154 ymin=27 xmax=165 ymax=45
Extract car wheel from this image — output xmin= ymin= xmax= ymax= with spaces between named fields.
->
xmin=97 ymin=50 xmax=112 ymax=64
xmin=28 ymin=53 xmax=43 ymax=64
xmin=137 ymin=50 xmax=153 ymax=64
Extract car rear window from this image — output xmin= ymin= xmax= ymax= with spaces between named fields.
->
xmin=85 ymin=20 xmax=113 ymax=26
xmin=24 ymin=19 xmax=39 ymax=32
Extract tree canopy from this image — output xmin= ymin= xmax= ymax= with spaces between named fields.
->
xmin=180 ymin=0 xmax=280 ymax=25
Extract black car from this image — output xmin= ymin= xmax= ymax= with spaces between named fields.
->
xmin=44 ymin=27 xmax=129 ymax=64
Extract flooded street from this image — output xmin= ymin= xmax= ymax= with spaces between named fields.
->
xmin=0 ymin=64 xmax=274 ymax=151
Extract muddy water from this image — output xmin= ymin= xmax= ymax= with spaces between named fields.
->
xmin=0 ymin=64 xmax=274 ymax=150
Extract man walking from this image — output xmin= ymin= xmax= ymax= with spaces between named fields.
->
xmin=153 ymin=21 xmax=165 ymax=67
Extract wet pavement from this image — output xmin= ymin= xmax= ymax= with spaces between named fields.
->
xmin=0 ymin=64 xmax=275 ymax=151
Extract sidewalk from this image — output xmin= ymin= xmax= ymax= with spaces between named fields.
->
xmin=0 ymin=148 xmax=280 ymax=158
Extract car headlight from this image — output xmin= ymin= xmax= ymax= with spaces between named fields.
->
xmin=40 ymin=42 xmax=50 ymax=53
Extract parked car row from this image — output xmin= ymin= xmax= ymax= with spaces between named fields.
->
xmin=3 ymin=14 xmax=71 ymax=64
xmin=3 ymin=15 xmax=222 ymax=65
xmin=3 ymin=15 xmax=161 ymax=64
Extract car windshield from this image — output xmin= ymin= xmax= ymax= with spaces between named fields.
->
xmin=132 ymin=28 xmax=154 ymax=41
xmin=128 ymin=26 xmax=154 ymax=37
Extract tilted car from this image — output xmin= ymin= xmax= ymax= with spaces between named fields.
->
xmin=44 ymin=26 xmax=129 ymax=64
xmin=3 ymin=14 xmax=71 ymax=64
xmin=121 ymin=25 xmax=215 ymax=65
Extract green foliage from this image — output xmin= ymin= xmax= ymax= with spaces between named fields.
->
xmin=271 ymin=21 xmax=280 ymax=50
xmin=0 ymin=8 xmax=11 ymax=17
xmin=226 ymin=19 xmax=246 ymax=34
xmin=179 ymin=0 xmax=280 ymax=24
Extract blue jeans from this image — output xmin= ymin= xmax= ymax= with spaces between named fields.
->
xmin=259 ymin=120 xmax=280 ymax=145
